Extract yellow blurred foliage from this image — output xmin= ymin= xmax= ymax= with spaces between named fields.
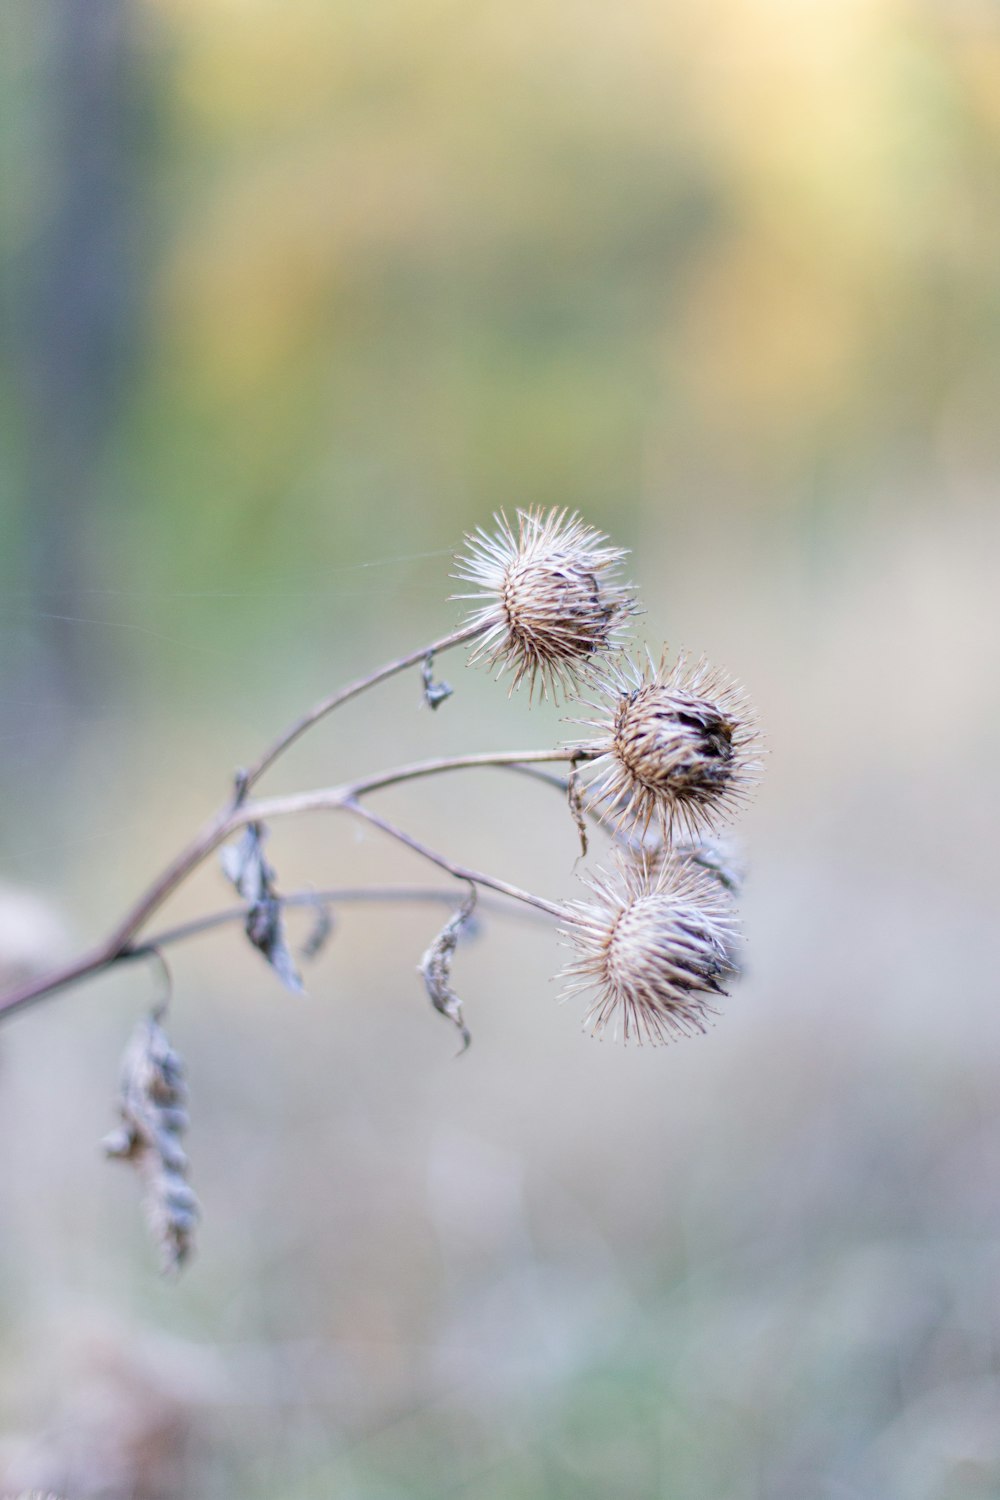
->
xmin=143 ymin=0 xmax=1000 ymax=507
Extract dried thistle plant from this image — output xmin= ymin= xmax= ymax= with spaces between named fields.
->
xmin=559 ymin=855 xmax=739 ymax=1045
xmin=0 ymin=506 xmax=763 ymax=1271
xmin=571 ymin=649 xmax=761 ymax=838
xmin=452 ymin=507 xmax=636 ymax=700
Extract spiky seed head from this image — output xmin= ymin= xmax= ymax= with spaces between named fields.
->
xmin=572 ymin=650 xmax=761 ymax=838
xmin=559 ymin=855 xmax=738 ymax=1045
xmin=452 ymin=508 xmax=636 ymax=701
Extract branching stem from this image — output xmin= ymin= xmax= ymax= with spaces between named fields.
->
xmin=343 ymin=801 xmax=569 ymax=921
xmin=0 ymin=746 xmax=584 ymax=1021
xmin=134 ymin=883 xmax=549 ymax=957
xmin=239 ymin=624 xmax=482 ymax=794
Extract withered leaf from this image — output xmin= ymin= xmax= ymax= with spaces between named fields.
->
xmin=103 ymin=1013 xmax=199 ymax=1274
xmin=220 ymin=823 xmax=303 ymax=993
xmin=567 ymin=760 xmax=588 ymax=858
xmin=419 ymin=886 xmax=477 ymax=1052
xmin=421 ymin=651 xmax=453 ymax=710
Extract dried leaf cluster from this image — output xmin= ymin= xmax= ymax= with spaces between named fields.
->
xmin=103 ymin=1015 xmax=199 ymax=1272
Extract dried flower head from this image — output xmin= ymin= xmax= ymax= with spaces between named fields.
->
xmin=452 ymin=507 xmax=635 ymax=699
xmin=559 ymin=855 xmax=738 ymax=1045
xmin=573 ymin=650 xmax=760 ymax=837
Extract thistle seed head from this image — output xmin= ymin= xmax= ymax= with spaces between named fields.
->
xmin=559 ymin=855 xmax=739 ymax=1045
xmin=452 ymin=507 xmax=635 ymax=700
xmin=573 ymin=650 xmax=761 ymax=837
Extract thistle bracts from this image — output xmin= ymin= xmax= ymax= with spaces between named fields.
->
xmin=571 ymin=649 xmax=761 ymax=839
xmin=452 ymin=508 xmax=636 ymax=700
xmin=559 ymin=855 xmax=739 ymax=1045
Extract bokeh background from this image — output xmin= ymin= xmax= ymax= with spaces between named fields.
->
xmin=2 ymin=0 xmax=999 ymax=1495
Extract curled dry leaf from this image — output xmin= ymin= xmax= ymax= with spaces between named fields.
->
xmin=419 ymin=886 xmax=478 ymax=1052
xmin=220 ymin=822 xmax=303 ymax=992
xmin=567 ymin=760 xmax=589 ymax=858
xmin=103 ymin=1014 xmax=199 ymax=1273
xmin=421 ymin=650 xmax=453 ymax=709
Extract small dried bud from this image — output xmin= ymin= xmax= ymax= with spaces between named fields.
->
xmin=573 ymin=650 xmax=761 ymax=838
xmin=103 ymin=1015 xmax=199 ymax=1273
xmin=559 ymin=855 xmax=738 ymax=1045
xmin=452 ymin=507 xmax=635 ymax=700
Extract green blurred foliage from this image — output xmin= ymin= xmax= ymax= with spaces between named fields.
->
xmin=5 ymin=0 xmax=1000 ymax=634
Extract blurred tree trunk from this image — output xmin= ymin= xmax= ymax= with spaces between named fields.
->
xmin=15 ymin=0 xmax=141 ymax=718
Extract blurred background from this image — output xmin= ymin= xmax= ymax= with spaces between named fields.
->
xmin=1 ymin=0 xmax=999 ymax=1495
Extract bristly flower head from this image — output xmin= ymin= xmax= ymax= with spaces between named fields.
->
xmin=559 ymin=855 xmax=738 ymax=1045
xmin=572 ymin=649 xmax=761 ymax=838
xmin=452 ymin=508 xmax=636 ymax=700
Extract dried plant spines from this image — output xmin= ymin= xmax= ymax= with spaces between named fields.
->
xmin=572 ymin=649 xmax=761 ymax=839
xmin=452 ymin=507 xmax=636 ymax=700
xmin=559 ymin=855 xmax=739 ymax=1046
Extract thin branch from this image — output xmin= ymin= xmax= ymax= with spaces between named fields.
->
xmin=343 ymin=800 xmax=569 ymax=921
xmin=246 ymin=747 xmax=589 ymax=823
xmin=0 ymin=945 xmax=126 ymax=1022
xmin=239 ymin=623 xmax=482 ymax=794
xmin=0 ymin=747 xmax=586 ymax=1021
xmin=132 ymin=883 xmax=548 ymax=956
xmin=347 ymin=746 xmax=588 ymax=799
xmin=499 ymin=763 xmax=573 ymax=793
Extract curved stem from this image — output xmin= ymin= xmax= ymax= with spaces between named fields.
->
xmin=247 ymin=747 xmax=590 ymax=823
xmin=115 ymin=750 xmax=583 ymax=950
xmin=347 ymin=746 xmax=587 ymax=798
xmin=343 ymin=799 xmax=569 ymax=921
xmin=239 ymin=623 xmax=482 ymax=794
xmin=132 ymin=883 xmax=547 ymax=956
xmin=0 ymin=945 xmax=123 ymax=1022
xmin=0 ymin=748 xmax=583 ymax=1022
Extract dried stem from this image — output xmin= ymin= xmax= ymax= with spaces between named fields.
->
xmin=239 ymin=624 xmax=482 ymax=793
xmin=343 ymin=800 xmax=569 ymax=921
xmin=133 ymin=883 xmax=548 ymax=957
xmin=0 ymin=749 xmax=582 ymax=1021
xmin=251 ymin=747 xmax=586 ymax=819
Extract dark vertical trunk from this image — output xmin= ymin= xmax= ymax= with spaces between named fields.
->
xmin=11 ymin=0 xmax=140 ymax=723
